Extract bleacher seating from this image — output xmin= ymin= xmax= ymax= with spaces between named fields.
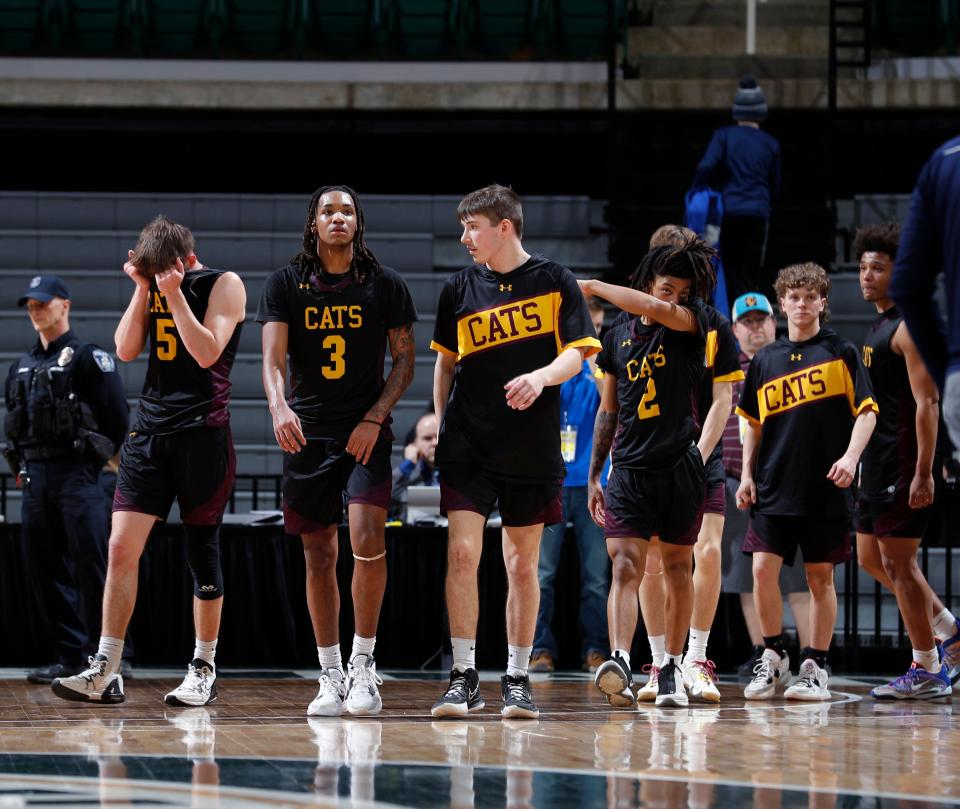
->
xmin=0 ymin=190 xmax=609 ymax=520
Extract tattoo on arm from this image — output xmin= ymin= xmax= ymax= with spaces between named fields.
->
xmin=589 ymin=411 xmax=618 ymax=481
xmin=368 ymin=323 xmax=415 ymax=422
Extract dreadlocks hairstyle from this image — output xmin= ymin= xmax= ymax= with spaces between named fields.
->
xmin=628 ymin=235 xmax=717 ymax=302
xmin=854 ymin=221 xmax=900 ymax=262
xmin=291 ymin=185 xmax=383 ymax=286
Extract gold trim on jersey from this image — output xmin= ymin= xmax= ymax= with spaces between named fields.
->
xmin=562 ymin=335 xmax=602 ymax=358
xmin=455 ymin=292 xmax=560 ymax=360
xmin=714 ymin=370 xmax=746 ymax=384
xmin=430 ymin=339 xmax=458 ymax=357
xmin=750 ymin=358 xmax=875 ymax=422
xmin=705 ymin=329 xmax=718 ymax=368
xmin=735 ymin=406 xmax=761 ymax=425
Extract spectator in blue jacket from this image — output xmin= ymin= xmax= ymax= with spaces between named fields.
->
xmin=530 ymin=298 xmax=610 ymax=673
xmin=890 ymin=135 xmax=960 ymax=449
xmin=693 ymin=75 xmax=781 ymax=305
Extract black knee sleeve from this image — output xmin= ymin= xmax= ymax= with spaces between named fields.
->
xmin=183 ymin=524 xmax=223 ymax=600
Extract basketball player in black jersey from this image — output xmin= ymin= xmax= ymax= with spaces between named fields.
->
xmin=258 ymin=186 xmax=417 ymax=717
xmin=737 ymin=262 xmax=876 ymax=701
xmin=53 ymin=217 xmax=247 ymax=706
xmin=633 ymin=225 xmax=742 ymax=705
xmin=855 ymin=223 xmax=956 ymax=699
xmin=429 ymin=185 xmax=601 ymax=720
xmin=581 ymin=238 xmax=717 ymax=708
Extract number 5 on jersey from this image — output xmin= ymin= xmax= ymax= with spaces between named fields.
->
xmin=323 ymin=335 xmax=346 ymax=379
xmin=157 ymin=317 xmax=177 ymax=361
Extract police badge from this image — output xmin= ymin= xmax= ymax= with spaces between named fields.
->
xmin=57 ymin=346 xmax=74 ymax=367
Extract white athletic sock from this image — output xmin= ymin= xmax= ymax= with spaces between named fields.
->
xmin=648 ymin=635 xmax=665 ymax=665
xmin=933 ymin=608 xmax=958 ymax=641
xmin=507 ymin=645 xmax=532 ymax=678
xmin=452 ymin=637 xmax=476 ymax=672
xmin=686 ymin=628 xmax=710 ymax=663
xmin=97 ymin=636 xmax=124 ymax=674
xmin=194 ymin=638 xmax=217 ymax=669
xmin=350 ymin=635 xmax=376 ymax=663
xmin=318 ymin=644 xmax=343 ymax=672
xmin=914 ymin=647 xmax=941 ymax=673
xmin=662 ymin=652 xmax=682 ymax=668
xmin=614 ymin=648 xmax=631 ymax=670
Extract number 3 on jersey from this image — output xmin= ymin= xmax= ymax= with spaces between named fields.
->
xmin=156 ymin=318 xmax=177 ymax=361
xmin=322 ymin=335 xmax=346 ymax=379
xmin=637 ymin=379 xmax=660 ymax=419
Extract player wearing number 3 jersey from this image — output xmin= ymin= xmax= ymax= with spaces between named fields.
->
xmin=257 ymin=186 xmax=417 ymax=717
xmin=53 ymin=216 xmax=246 ymax=708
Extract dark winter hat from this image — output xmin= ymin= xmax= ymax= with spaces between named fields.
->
xmin=732 ymin=74 xmax=768 ymax=122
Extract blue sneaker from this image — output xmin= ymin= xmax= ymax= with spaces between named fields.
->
xmin=871 ymin=663 xmax=952 ymax=700
xmin=940 ymin=623 xmax=960 ymax=684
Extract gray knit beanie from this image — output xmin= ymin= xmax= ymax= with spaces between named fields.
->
xmin=732 ymin=74 xmax=768 ymax=122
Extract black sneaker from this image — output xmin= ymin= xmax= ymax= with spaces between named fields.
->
xmin=27 ymin=662 xmax=80 ymax=685
xmin=737 ymin=645 xmax=765 ymax=679
xmin=655 ymin=660 xmax=688 ymax=707
xmin=431 ymin=668 xmax=485 ymax=718
xmin=500 ymin=673 xmax=539 ymax=719
xmin=594 ymin=653 xmax=634 ymax=707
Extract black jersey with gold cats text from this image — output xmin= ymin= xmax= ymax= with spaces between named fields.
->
xmin=256 ymin=264 xmax=417 ymax=440
xmin=134 ymin=268 xmax=242 ymax=434
xmin=697 ymin=304 xmax=745 ymax=463
xmin=431 ymin=254 xmax=601 ymax=483
xmin=736 ymin=327 xmax=877 ymax=516
xmin=596 ymin=300 xmax=710 ymax=469
xmin=860 ymin=306 xmax=917 ymax=502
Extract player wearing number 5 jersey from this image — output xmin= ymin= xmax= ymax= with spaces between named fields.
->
xmin=53 ymin=216 xmax=246 ymax=708
xmin=257 ymin=186 xmax=417 ymax=718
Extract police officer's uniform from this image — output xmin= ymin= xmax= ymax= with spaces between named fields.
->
xmin=3 ymin=276 xmax=129 ymax=682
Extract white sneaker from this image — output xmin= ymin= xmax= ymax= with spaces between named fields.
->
xmin=784 ymin=658 xmax=831 ymax=701
xmin=165 ymin=659 xmax=217 ymax=707
xmin=682 ymin=658 xmax=721 ymax=704
xmin=345 ymin=654 xmax=383 ymax=716
xmin=52 ymin=654 xmax=124 ymax=704
xmin=307 ymin=668 xmax=346 ymax=717
xmin=744 ymin=649 xmax=790 ymax=700
xmin=637 ymin=664 xmax=660 ymax=702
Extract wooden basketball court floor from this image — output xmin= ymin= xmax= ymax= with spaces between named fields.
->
xmin=0 ymin=668 xmax=957 ymax=808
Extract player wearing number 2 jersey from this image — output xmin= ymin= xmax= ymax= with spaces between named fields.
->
xmin=582 ymin=237 xmax=717 ymax=709
xmin=53 ymin=216 xmax=246 ymax=709
xmin=257 ymin=186 xmax=417 ymax=718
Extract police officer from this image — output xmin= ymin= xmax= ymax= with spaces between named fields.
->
xmin=4 ymin=275 xmax=129 ymax=684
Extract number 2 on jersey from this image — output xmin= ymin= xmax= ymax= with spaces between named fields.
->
xmin=156 ymin=318 xmax=177 ymax=361
xmin=322 ymin=335 xmax=346 ymax=379
xmin=637 ymin=379 xmax=660 ymax=419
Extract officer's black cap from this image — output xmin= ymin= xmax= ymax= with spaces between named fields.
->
xmin=18 ymin=275 xmax=71 ymax=307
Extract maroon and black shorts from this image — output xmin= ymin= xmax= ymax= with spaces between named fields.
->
xmin=856 ymin=489 xmax=932 ymax=539
xmin=703 ymin=453 xmax=726 ymax=516
xmin=744 ymin=512 xmax=851 ymax=565
xmin=113 ymin=426 xmax=235 ymax=526
xmin=440 ymin=465 xmax=562 ymax=527
xmin=603 ymin=443 xmax=706 ymax=544
xmin=282 ymin=436 xmax=392 ymax=535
